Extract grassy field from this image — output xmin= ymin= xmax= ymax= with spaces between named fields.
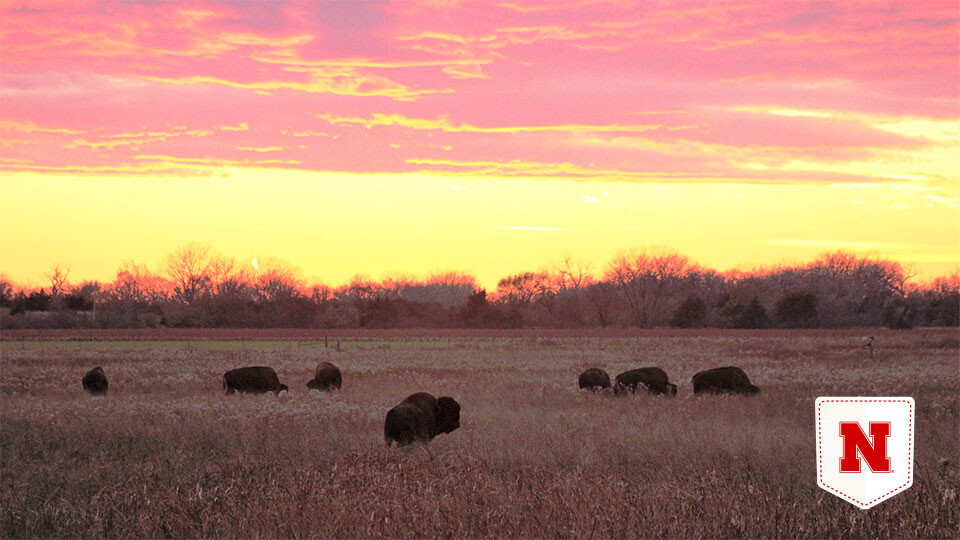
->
xmin=1 ymin=329 xmax=958 ymax=538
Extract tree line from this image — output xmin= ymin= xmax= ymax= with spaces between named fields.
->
xmin=1 ymin=244 xmax=957 ymax=329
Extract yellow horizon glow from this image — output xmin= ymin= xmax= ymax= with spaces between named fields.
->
xmin=2 ymin=169 xmax=957 ymax=290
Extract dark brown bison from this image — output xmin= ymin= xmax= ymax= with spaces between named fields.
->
xmin=692 ymin=366 xmax=760 ymax=395
xmin=384 ymin=392 xmax=461 ymax=446
xmin=223 ymin=366 xmax=289 ymax=395
xmin=615 ymin=367 xmax=677 ymax=396
xmin=82 ymin=366 xmax=108 ymax=395
xmin=306 ymin=361 xmax=342 ymax=391
xmin=578 ymin=368 xmax=612 ymax=391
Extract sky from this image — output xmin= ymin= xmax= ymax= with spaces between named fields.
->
xmin=1 ymin=0 xmax=958 ymax=289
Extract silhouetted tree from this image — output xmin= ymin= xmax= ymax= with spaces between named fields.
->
xmin=671 ymin=295 xmax=707 ymax=328
xmin=338 ymin=274 xmax=378 ymax=302
xmin=883 ymin=297 xmax=915 ymax=330
xmin=461 ymin=290 xmax=493 ymax=327
xmin=460 ymin=290 xmax=519 ymax=328
xmin=917 ymin=272 xmax=960 ymax=327
xmin=165 ymin=242 xmax=214 ymax=302
xmin=47 ymin=265 xmax=70 ymax=298
xmin=64 ymin=293 xmax=94 ymax=311
xmin=722 ymin=297 xmax=769 ymax=328
xmin=775 ymin=291 xmax=818 ymax=328
xmin=606 ymin=247 xmax=698 ymax=326
xmin=0 ymin=281 xmax=13 ymax=308
xmin=11 ymin=289 xmax=52 ymax=314
xmin=110 ymin=261 xmax=169 ymax=305
xmin=922 ymin=290 xmax=960 ymax=327
xmin=584 ymin=282 xmax=617 ymax=327
xmin=209 ymin=256 xmax=251 ymax=295
xmin=554 ymin=255 xmax=592 ymax=291
xmin=496 ymin=272 xmax=554 ymax=305
xmin=6 ymin=243 xmax=958 ymax=330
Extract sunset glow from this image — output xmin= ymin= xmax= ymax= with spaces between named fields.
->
xmin=1 ymin=0 xmax=957 ymax=288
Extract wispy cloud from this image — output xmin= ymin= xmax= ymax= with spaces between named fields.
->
xmin=0 ymin=0 xmax=955 ymax=195
xmin=1 ymin=1 xmax=956 ymax=286
xmin=762 ymin=239 xmax=893 ymax=249
xmin=495 ymin=226 xmax=569 ymax=232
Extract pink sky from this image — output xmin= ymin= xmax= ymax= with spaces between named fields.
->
xmin=1 ymin=1 xmax=958 ymax=287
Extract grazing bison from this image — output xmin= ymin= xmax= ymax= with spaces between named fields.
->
xmin=307 ymin=361 xmax=342 ymax=391
xmin=615 ymin=367 xmax=677 ymax=396
xmin=82 ymin=366 xmax=108 ymax=395
xmin=223 ymin=366 xmax=289 ymax=395
xmin=692 ymin=366 xmax=760 ymax=395
xmin=578 ymin=368 xmax=612 ymax=392
xmin=384 ymin=392 xmax=461 ymax=446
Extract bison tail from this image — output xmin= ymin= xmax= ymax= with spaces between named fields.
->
xmin=384 ymin=425 xmax=395 ymax=447
xmin=384 ymin=408 xmax=402 ymax=447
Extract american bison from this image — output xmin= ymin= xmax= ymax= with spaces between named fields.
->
xmin=578 ymin=368 xmax=612 ymax=392
xmin=384 ymin=392 xmax=461 ymax=446
xmin=82 ymin=366 xmax=108 ymax=395
xmin=307 ymin=361 xmax=342 ymax=391
xmin=692 ymin=366 xmax=760 ymax=395
xmin=615 ymin=367 xmax=677 ymax=396
xmin=223 ymin=366 xmax=289 ymax=395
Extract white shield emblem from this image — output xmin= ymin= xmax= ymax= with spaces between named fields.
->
xmin=816 ymin=397 xmax=914 ymax=509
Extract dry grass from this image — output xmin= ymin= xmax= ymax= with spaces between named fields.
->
xmin=2 ymin=330 xmax=958 ymax=538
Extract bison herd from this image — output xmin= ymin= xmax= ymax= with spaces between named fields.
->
xmin=578 ymin=365 xmax=760 ymax=396
xmin=80 ymin=361 xmax=461 ymax=446
xmin=80 ymin=359 xmax=758 ymax=448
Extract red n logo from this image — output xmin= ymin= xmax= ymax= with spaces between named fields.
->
xmin=839 ymin=421 xmax=892 ymax=473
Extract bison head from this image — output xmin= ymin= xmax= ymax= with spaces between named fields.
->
xmin=745 ymin=384 xmax=761 ymax=395
xmin=668 ymin=383 xmax=678 ymax=396
xmin=435 ymin=396 xmax=461 ymax=434
xmin=278 ymin=384 xmax=289 ymax=393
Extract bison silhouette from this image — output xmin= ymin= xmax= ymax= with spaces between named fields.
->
xmin=692 ymin=366 xmax=760 ymax=395
xmin=307 ymin=361 xmax=342 ymax=391
xmin=384 ymin=392 xmax=461 ymax=446
xmin=223 ymin=366 xmax=288 ymax=395
xmin=615 ymin=367 xmax=677 ymax=396
xmin=82 ymin=366 xmax=108 ymax=395
xmin=578 ymin=368 xmax=612 ymax=392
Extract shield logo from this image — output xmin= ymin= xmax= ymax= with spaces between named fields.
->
xmin=816 ymin=397 xmax=915 ymax=509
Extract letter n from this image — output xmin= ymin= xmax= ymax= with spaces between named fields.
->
xmin=839 ymin=421 xmax=892 ymax=473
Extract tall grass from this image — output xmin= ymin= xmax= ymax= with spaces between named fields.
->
xmin=2 ymin=330 xmax=957 ymax=538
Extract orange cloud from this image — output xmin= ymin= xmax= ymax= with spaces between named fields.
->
xmin=316 ymin=113 xmax=695 ymax=134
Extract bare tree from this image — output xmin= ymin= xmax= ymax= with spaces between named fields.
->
xmin=253 ymin=257 xmax=303 ymax=302
xmin=495 ymin=272 xmax=555 ymax=305
xmin=208 ymin=255 xmax=251 ymax=296
xmin=311 ymin=283 xmax=333 ymax=303
xmin=337 ymin=274 xmax=378 ymax=302
xmin=427 ymin=271 xmax=479 ymax=289
xmin=554 ymin=255 xmax=593 ymax=291
xmin=605 ymin=247 xmax=697 ymax=326
xmin=585 ymin=281 xmax=617 ymax=327
xmin=0 ymin=275 xmax=16 ymax=308
xmin=165 ymin=243 xmax=213 ymax=301
xmin=46 ymin=265 xmax=70 ymax=297
xmin=111 ymin=261 xmax=170 ymax=304
xmin=381 ymin=272 xmax=418 ymax=298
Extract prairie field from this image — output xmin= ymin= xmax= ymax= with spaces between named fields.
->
xmin=1 ymin=329 xmax=958 ymax=539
